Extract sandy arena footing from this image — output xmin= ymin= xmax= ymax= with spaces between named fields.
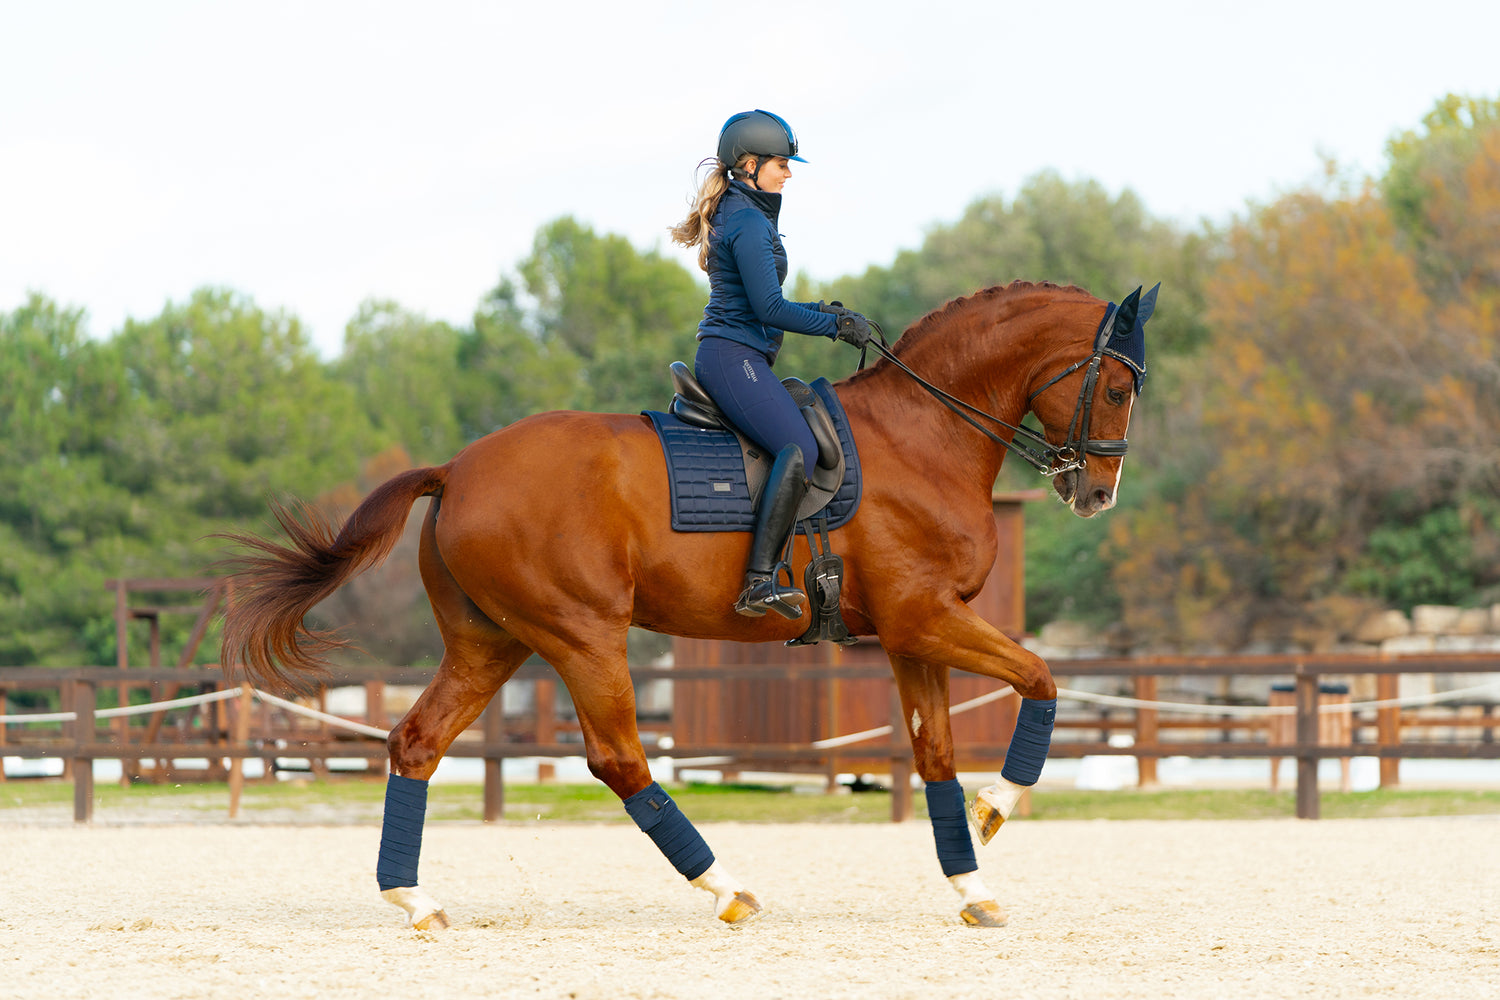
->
xmin=3 ymin=816 xmax=1497 ymax=999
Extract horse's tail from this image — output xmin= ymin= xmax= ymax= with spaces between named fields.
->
xmin=219 ymin=465 xmax=448 ymax=691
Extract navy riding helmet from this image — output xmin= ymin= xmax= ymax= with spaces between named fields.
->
xmin=717 ymin=110 xmax=808 ymax=166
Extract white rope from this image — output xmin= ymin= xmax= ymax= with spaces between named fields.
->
xmin=97 ymin=688 xmax=244 ymax=719
xmin=1058 ymin=678 xmax=1500 ymax=716
xmin=251 ymin=689 xmax=390 ymax=740
xmin=0 ymin=686 xmax=390 ymax=741
xmin=812 ymin=685 xmax=1016 ymax=748
xmin=0 ymin=710 xmax=76 ymax=724
xmin=3 ymin=676 xmax=1496 ymax=751
xmin=0 ymin=687 xmax=243 ymax=724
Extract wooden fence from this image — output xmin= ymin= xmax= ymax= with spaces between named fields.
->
xmin=2 ymin=652 xmax=1498 ymax=824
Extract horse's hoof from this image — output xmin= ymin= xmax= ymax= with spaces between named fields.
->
xmin=969 ymin=795 xmax=1004 ymax=846
xmin=717 ymin=890 xmax=763 ymax=924
xmin=960 ymin=901 xmax=1007 ymax=927
xmin=381 ymin=886 xmax=450 ymax=932
xmin=413 ymin=908 xmax=451 ymax=931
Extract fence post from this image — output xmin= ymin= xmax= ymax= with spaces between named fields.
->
xmin=889 ymin=684 xmax=912 ymax=822
xmin=1294 ymin=672 xmax=1320 ymax=820
xmin=483 ymin=699 xmax=505 ymax=823
xmin=228 ymin=683 xmax=252 ymax=819
xmin=1376 ymin=673 xmax=1401 ymax=788
xmin=71 ymin=680 xmax=97 ymax=824
xmin=1134 ymin=674 xmax=1159 ymax=787
xmin=0 ymin=681 xmax=8 ymax=784
xmin=535 ymin=679 xmax=556 ymax=782
xmin=365 ymin=679 xmax=387 ymax=778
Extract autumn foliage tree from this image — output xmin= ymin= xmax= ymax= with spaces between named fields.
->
xmin=1108 ymin=95 xmax=1500 ymax=647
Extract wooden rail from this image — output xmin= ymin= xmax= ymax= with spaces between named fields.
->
xmin=2 ymin=653 xmax=1498 ymax=823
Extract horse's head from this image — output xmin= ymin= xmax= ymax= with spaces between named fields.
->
xmin=1027 ymin=284 xmax=1156 ymax=518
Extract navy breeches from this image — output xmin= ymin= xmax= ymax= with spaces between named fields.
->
xmin=694 ymin=336 xmax=817 ymax=465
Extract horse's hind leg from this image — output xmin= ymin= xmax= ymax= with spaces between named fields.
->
xmin=546 ymin=644 xmax=761 ymax=924
xmin=890 ymin=655 xmax=1006 ymax=928
xmin=377 ymin=640 xmax=528 ymax=930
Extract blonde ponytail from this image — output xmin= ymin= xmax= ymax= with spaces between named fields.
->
xmin=670 ymin=155 xmax=752 ymax=272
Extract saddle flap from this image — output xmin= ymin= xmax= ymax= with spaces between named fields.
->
xmin=800 ymin=403 xmax=840 ymax=471
xmin=670 ymin=396 xmax=724 ymax=429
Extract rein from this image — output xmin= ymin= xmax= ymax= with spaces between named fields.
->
xmin=857 ymin=303 xmax=1128 ymax=477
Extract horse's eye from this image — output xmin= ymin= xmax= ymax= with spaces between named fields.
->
xmin=1106 ymin=387 xmax=1127 ymax=406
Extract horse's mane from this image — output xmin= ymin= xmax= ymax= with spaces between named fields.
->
xmin=893 ymin=280 xmax=1096 ymax=353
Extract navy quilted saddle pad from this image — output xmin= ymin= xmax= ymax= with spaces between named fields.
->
xmin=642 ymin=378 xmax=861 ymax=532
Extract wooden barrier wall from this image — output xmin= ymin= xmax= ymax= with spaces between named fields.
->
xmin=3 ymin=653 xmax=1499 ymax=824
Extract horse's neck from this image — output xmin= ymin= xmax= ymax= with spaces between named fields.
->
xmin=840 ymin=295 xmax=1064 ymax=491
xmin=892 ymin=298 xmax=1053 ymax=414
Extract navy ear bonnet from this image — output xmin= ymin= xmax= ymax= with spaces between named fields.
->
xmin=1092 ymin=282 xmax=1158 ymax=394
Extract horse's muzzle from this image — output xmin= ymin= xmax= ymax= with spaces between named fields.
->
xmin=1055 ymin=469 xmax=1116 ymax=518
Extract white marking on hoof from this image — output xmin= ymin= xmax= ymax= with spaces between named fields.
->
xmin=691 ymin=861 xmax=763 ymax=924
xmin=969 ymin=779 xmax=1025 ymax=845
xmin=951 ymin=872 xmax=1007 ymax=926
xmin=381 ymin=886 xmax=451 ymax=931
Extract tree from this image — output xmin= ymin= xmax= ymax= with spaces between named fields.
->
xmin=0 ymin=296 xmax=137 ymax=664
xmin=1108 ymin=98 xmax=1500 ymax=644
xmin=1383 ymin=94 xmax=1500 ymax=296
xmin=452 ymin=277 xmax=583 ymax=438
xmin=336 ymin=300 xmax=467 ymax=464
xmin=516 ymin=217 xmax=705 ymax=412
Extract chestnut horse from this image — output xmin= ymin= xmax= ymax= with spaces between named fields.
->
xmin=221 ymin=279 xmax=1154 ymax=929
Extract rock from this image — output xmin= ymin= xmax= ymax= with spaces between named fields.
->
xmin=1435 ymin=634 xmax=1500 ymax=653
xmin=1411 ymin=605 xmax=1463 ymax=635
xmin=1353 ymin=610 xmax=1410 ymax=644
xmin=1381 ymin=634 xmax=1436 ymax=656
xmin=1454 ymin=609 xmax=1491 ymax=635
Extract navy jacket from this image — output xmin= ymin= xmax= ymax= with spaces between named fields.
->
xmin=696 ymin=180 xmax=837 ymax=363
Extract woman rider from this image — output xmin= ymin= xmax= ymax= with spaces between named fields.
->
xmin=671 ymin=109 xmax=871 ymax=620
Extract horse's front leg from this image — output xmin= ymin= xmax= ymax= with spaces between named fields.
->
xmin=883 ymin=603 xmax=1058 ymax=847
xmin=889 ymin=655 xmax=1005 ymax=928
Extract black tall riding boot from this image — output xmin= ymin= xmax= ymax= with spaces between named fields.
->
xmin=734 ymin=444 xmax=809 ymax=619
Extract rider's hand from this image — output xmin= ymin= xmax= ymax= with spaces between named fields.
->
xmin=835 ymin=311 xmax=871 ymax=348
xmin=818 ymin=300 xmax=849 ymax=317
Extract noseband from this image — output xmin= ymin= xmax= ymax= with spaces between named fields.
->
xmin=860 ymin=302 xmax=1131 ymax=477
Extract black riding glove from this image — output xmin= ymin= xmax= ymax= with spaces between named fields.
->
xmin=818 ymin=300 xmax=849 ymax=318
xmin=834 ymin=310 xmax=872 ymax=348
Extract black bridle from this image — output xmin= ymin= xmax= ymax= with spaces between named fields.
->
xmin=856 ymin=302 xmax=1132 ymax=477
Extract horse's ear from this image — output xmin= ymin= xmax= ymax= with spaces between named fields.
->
xmin=1111 ymin=286 xmax=1143 ymax=341
xmin=1136 ymin=282 xmax=1161 ymax=329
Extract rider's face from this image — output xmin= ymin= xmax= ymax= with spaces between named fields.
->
xmin=750 ymin=156 xmax=792 ymax=193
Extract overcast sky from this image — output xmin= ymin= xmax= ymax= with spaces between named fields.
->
xmin=3 ymin=0 xmax=1497 ymax=357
